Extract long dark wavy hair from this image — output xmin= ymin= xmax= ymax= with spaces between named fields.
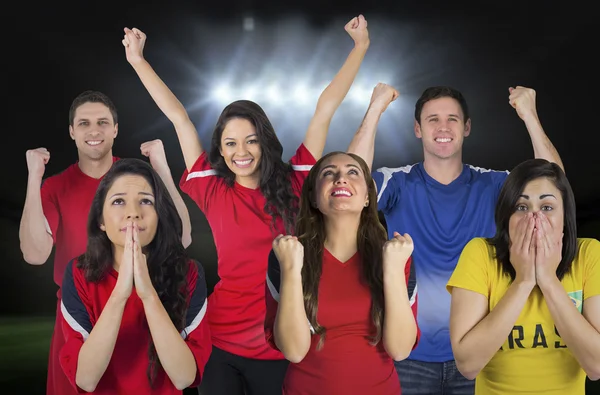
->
xmin=296 ymin=151 xmax=388 ymax=349
xmin=77 ymin=158 xmax=189 ymax=387
xmin=208 ymin=100 xmax=299 ymax=233
xmin=487 ymin=159 xmax=578 ymax=281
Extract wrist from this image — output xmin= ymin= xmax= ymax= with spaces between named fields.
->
xmin=27 ymin=175 xmax=43 ymax=188
xmin=129 ymin=56 xmax=148 ymax=69
xmin=366 ymin=103 xmax=386 ymax=117
xmin=281 ymin=266 xmax=303 ymax=281
xmin=140 ymin=290 xmax=160 ymax=304
xmin=108 ymin=294 xmax=129 ymax=308
xmin=513 ymin=276 xmax=536 ymax=291
xmin=537 ymin=274 xmax=560 ymax=292
xmin=521 ymin=111 xmax=540 ymax=125
xmin=151 ymin=162 xmax=171 ymax=176
xmin=383 ymin=262 xmax=407 ymax=282
xmin=354 ymin=40 xmax=370 ymax=51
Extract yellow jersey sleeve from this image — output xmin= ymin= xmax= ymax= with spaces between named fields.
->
xmin=582 ymin=238 xmax=600 ymax=300
xmin=447 ymin=237 xmax=492 ymax=297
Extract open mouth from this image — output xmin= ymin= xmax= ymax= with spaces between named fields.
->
xmin=331 ymin=188 xmax=352 ymax=197
xmin=434 ymin=137 xmax=453 ymax=143
xmin=233 ymin=158 xmax=253 ymax=168
xmin=86 ymin=140 xmax=103 ymax=146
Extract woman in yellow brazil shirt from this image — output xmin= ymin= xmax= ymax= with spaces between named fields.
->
xmin=447 ymin=158 xmax=600 ymax=395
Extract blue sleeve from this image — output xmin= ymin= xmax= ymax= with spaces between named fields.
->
xmin=491 ymin=169 xmax=510 ymax=201
xmin=372 ymin=167 xmax=407 ymax=214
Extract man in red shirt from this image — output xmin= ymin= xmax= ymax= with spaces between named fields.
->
xmin=18 ymin=90 xmax=192 ymax=395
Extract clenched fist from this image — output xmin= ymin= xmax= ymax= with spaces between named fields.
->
xmin=345 ymin=14 xmax=370 ymax=48
xmin=26 ymin=148 xmax=50 ymax=181
xmin=140 ymin=139 xmax=168 ymax=171
xmin=122 ymin=27 xmax=147 ymax=65
xmin=370 ymin=83 xmax=399 ymax=114
xmin=272 ymin=234 xmax=304 ymax=274
xmin=508 ymin=86 xmax=537 ymax=121
xmin=383 ymin=231 xmax=414 ymax=276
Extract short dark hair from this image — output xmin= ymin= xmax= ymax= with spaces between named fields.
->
xmin=69 ymin=90 xmax=118 ymax=126
xmin=414 ymin=86 xmax=469 ymax=124
xmin=487 ymin=159 xmax=577 ymax=281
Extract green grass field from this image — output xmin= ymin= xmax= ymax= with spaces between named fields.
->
xmin=0 ymin=316 xmax=53 ymax=394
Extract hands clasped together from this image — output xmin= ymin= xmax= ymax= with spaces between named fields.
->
xmin=113 ymin=222 xmax=157 ymax=302
xmin=510 ymin=212 xmax=563 ymax=286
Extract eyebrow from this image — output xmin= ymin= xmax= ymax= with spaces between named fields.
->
xmin=518 ymin=194 xmax=557 ymax=200
xmin=425 ymin=113 xmax=461 ymax=119
xmin=224 ymin=134 xmax=258 ymax=141
xmin=320 ymin=163 xmax=361 ymax=172
xmin=109 ymin=192 xmax=154 ymax=199
xmin=77 ymin=117 xmax=111 ymax=122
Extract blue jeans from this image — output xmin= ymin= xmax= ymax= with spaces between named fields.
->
xmin=394 ymin=359 xmax=474 ymax=395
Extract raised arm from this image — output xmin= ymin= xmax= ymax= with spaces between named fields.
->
xmin=19 ymin=148 xmax=54 ymax=265
xmin=382 ymin=233 xmax=418 ymax=361
xmin=123 ymin=27 xmax=203 ymax=171
xmin=271 ymin=236 xmax=312 ymax=363
xmin=302 ymin=15 xmax=370 ymax=160
xmin=140 ymin=139 xmax=192 ymax=248
xmin=509 ymin=86 xmax=564 ymax=172
xmin=347 ymin=83 xmax=398 ymax=170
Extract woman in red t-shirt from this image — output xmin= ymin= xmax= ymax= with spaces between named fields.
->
xmin=122 ymin=15 xmax=371 ymax=395
xmin=265 ymin=151 xmax=420 ymax=395
xmin=60 ymin=158 xmax=211 ymax=394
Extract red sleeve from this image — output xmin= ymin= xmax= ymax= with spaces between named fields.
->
xmin=179 ymin=152 xmax=223 ymax=214
xmin=288 ymin=144 xmax=317 ymax=195
xmin=59 ymin=260 xmax=92 ymax=393
xmin=41 ymin=177 xmax=59 ymax=243
xmin=264 ymin=249 xmax=281 ymax=351
xmin=184 ymin=260 xmax=212 ymax=388
xmin=405 ymin=257 xmax=420 ymax=349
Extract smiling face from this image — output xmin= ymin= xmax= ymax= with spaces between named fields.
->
xmin=415 ymin=96 xmax=470 ymax=161
xmin=69 ymin=102 xmax=118 ymax=160
xmin=99 ymin=174 xmax=158 ymax=249
xmin=219 ymin=118 xmax=262 ymax=185
xmin=313 ymin=153 xmax=369 ymax=216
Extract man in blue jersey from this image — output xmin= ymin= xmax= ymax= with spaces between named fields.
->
xmin=348 ymin=83 xmax=564 ymax=394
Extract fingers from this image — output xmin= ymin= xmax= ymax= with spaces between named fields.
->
xmin=521 ymin=213 xmax=535 ymax=252
xmin=392 ymin=232 xmax=413 ymax=244
xmin=346 ymin=15 xmax=368 ymax=30
xmin=537 ymin=214 xmax=554 ymax=251
xmin=125 ymin=222 xmax=133 ymax=252
xmin=513 ymin=214 xmax=527 ymax=250
xmin=133 ymin=222 xmax=140 ymax=246
xmin=123 ymin=27 xmax=145 ymax=45
xmin=132 ymin=28 xmax=144 ymax=39
xmin=358 ymin=14 xmax=367 ymax=28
